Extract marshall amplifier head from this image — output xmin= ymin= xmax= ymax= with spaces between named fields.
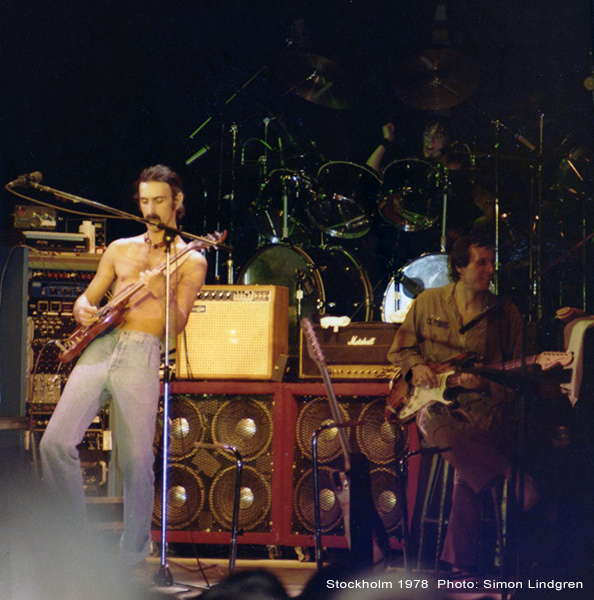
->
xmin=299 ymin=322 xmax=400 ymax=380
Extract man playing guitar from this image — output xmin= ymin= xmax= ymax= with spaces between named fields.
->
xmin=40 ymin=165 xmax=207 ymax=569
xmin=387 ymin=234 xmax=536 ymax=574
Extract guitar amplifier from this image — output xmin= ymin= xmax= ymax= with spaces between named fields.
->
xmin=299 ymin=322 xmax=400 ymax=380
xmin=176 ymin=285 xmax=289 ymax=380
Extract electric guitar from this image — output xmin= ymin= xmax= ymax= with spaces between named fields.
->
xmin=301 ymin=317 xmax=387 ymax=567
xmin=385 ymin=351 xmax=574 ymax=424
xmin=56 ymin=231 xmax=226 ymax=363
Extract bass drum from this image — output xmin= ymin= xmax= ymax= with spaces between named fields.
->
xmin=381 ymin=253 xmax=451 ymax=322
xmin=379 ymin=158 xmax=442 ymax=231
xmin=239 ymin=244 xmax=373 ymax=351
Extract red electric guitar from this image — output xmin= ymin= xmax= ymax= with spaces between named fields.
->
xmin=56 ymin=231 xmax=226 ymax=363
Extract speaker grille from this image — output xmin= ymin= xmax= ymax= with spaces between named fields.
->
xmin=211 ymin=398 xmax=273 ymax=461
xmin=153 ymin=464 xmax=206 ymax=530
xmin=293 ymin=466 xmax=344 ymax=533
xmin=176 ymin=285 xmax=288 ymax=380
xmin=154 ymin=396 xmax=205 ymax=461
xmin=370 ymin=467 xmax=401 ymax=533
xmin=356 ymin=399 xmax=408 ymax=464
xmin=296 ymin=397 xmax=350 ymax=463
xmin=153 ymin=392 xmax=275 ymax=534
xmin=210 ymin=465 xmax=272 ymax=531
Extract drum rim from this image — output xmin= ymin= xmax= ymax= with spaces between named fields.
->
xmin=380 ymin=252 xmax=450 ymax=321
xmin=238 ymin=243 xmax=324 ymax=301
xmin=378 ymin=158 xmax=441 ymax=231
xmin=238 ymin=243 xmax=374 ymax=322
xmin=316 ymin=160 xmax=381 ymax=183
xmin=321 ymin=244 xmax=374 ymax=320
xmin=382 ymin=157 xmax=435 ymax=173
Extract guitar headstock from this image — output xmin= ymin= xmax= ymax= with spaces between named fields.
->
xmin=300 ymin=318 xmax=327 ymax=368
xmin=189 ymin=230 xmax=228 ymax=252
xmin=536 ymin=351 xmax=574 ymax=371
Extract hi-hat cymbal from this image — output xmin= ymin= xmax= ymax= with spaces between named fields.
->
xmin=273 ymin=50 xmax=356 ymax=109
xmin=393 ymin=48 xmax=479 ymax=110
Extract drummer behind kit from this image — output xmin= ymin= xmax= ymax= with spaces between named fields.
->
xmin=237 ymin=45 xmax=507 ymax=351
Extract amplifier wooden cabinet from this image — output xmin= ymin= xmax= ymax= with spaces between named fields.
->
xmin=176 ymin=285 xmax=289 ymax=380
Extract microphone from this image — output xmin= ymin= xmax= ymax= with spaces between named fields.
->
xmin=7 ymin=171 xmax=43 ymax=188
xmin=396 ymin=271 xmax=424 ymax=298
xmin=185 ymin=145 xmax=211 ymax=166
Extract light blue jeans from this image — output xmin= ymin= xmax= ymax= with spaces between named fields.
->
xmin=40 ymin=328 xmax=161 ymax=566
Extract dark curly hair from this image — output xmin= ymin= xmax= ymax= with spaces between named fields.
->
xmin=449 ymin=234 xmax=494 ymax=282
xmin=134 ymin=164 xmax=185 ymax=220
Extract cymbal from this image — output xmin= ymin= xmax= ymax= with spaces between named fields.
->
xmin=392 ymin=48 xmax=479 ymax=110
xmin=273 ymin=50 xmax=356 ymax=109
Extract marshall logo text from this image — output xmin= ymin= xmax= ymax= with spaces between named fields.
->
xmin=347 ymin=335 xmax=377 ymax=346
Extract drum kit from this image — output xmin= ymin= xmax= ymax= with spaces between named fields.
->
xmin=233 ymin=47 xmax=488 ymax=344
xmin=187 ymin=45 xmax=584 ymax=345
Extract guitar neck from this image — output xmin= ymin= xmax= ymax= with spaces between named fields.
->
xmin=97 ymin=243 xmax=196 ymax=317
xmin=319 ymin=357 xmax=352 ymax=472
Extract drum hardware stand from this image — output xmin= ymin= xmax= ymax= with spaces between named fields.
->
xmin=11 ymin=178 xmax=232 ymax=590
xmin=439 ymin=166 xmax=449 ymax=253
xmin=395 ymin=446 xmax=451 ymax=572
xmin=428 ymin=79 xmax=539 ymax=297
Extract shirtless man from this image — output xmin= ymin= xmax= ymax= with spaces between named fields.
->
xmin=40 ymin=165 xmax=207 ymax=568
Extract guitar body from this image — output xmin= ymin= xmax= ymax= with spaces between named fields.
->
xmin=385 ymin=351 xmax=574 ymax=424
xmin=385 ymin=353 xmax=475 ymax=424
xmin=57 ymin=302 xmax=128 ymax=363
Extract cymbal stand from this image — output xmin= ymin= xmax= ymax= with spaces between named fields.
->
xmin=431 ymin=80 xmax=538 ymax=294
xmin=439 ymin=166 xmax=449 ymax=253
xmin=530 ymin=113 xmax=545 ymax=321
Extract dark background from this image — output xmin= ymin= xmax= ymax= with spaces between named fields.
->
xmin=2 ymin=0 xmax=593 ymax=326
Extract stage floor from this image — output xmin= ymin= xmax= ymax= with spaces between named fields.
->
xmin=142 ymin=556 xmax=508 ymax=600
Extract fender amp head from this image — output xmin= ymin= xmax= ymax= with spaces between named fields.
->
xmin=299 ymin=322 xmax=400 ymax=379
xmin=177 ymin=285 xmax=289 ymax=380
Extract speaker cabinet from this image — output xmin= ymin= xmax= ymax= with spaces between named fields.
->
xmin=151 ymin=381 xmax=419 ymax=550
xmin=153 ymin=387 xmax=276 ymax=538
xmin=289 ymin=393 xmax=408 ymax=541
xmin=176 ymin=285 xmax=289 ymax=380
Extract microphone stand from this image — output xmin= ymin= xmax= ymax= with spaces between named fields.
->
xmin=22 ymin=181 xmax=232 ymax=254
xmin=154 ymin=231 xmax=177 ymax=587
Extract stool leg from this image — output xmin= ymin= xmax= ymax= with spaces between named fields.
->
xmin=416 ymin=454 xmax=440 ymax=570
xmin=490 ymin=483 xmax=505 ymax=572
xmin=28 ymin=419 xmax=39 ymax=479
xmin=434 ymin=461 xmax=451 ymax=572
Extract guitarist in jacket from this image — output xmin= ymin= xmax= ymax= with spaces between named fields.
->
xmin=40 ymin=165 xmax=207 ymax=569
xmin=387 ymin=234 xmax=535 ymax=573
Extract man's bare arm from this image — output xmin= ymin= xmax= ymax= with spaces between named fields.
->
xmin=73 ymin=243 xmax=118 ymax=326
